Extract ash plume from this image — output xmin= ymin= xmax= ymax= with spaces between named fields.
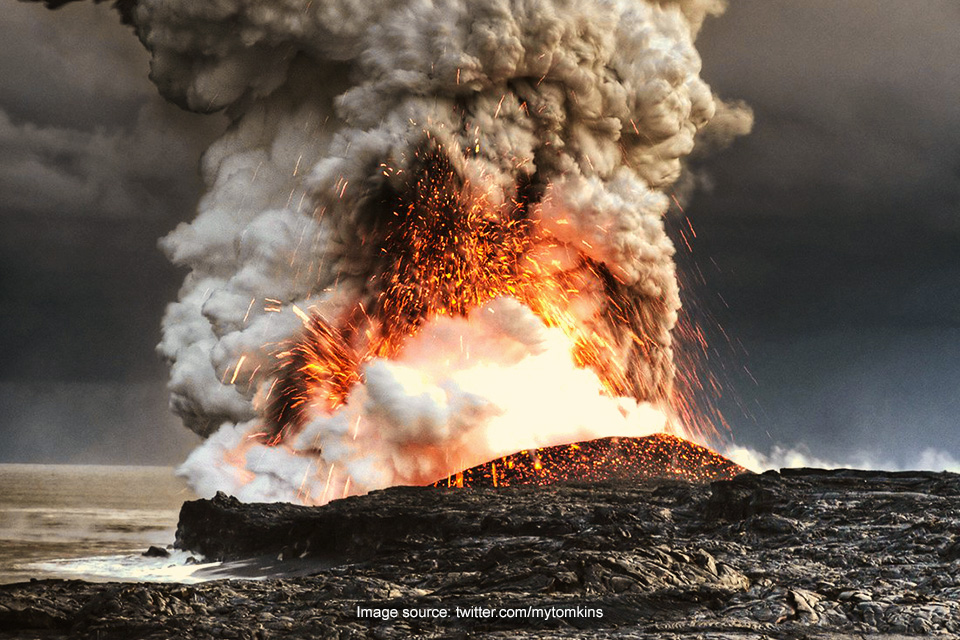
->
xmin=33 ymin=0 xmax=751 ymax=502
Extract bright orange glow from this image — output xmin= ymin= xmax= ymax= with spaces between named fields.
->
xmin=217 ymin=138 xmax=735 ymax=503
xmin=264 ymin=142 xmax=682 ymax=446
xmin=433 ymin=434 xmax=745 ymax=488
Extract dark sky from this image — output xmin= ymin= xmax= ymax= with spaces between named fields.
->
xmin=0 ymin=2 xmax=223 ymax=464
xmin=689 ymin=0 xmax=960 ymax=464
xmin=1 ymin=0 xmax=958 ymax=467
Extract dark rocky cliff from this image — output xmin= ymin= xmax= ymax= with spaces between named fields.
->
xmin=2 ymin=467 xmax=960 ymax=639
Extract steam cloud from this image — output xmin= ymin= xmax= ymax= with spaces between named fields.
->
xmin=725 ymin=443 xmax=960 ymax=475
xmin=35 ymin=0 xmax=751 ymax=502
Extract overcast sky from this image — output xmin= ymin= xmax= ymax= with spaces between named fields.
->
xmin=2 ymin=0 xmax=958 ymax=467
xmin=691 ymin=0 xmax=960 ymax=464
xmin=1 ymin=1 xmax=223 ymax=464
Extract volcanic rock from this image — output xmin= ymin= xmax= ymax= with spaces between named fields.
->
xmin=431 ymin=434 xmax=747 ymax=487
xmin=2 ymin=467 xmax=960 ymax=639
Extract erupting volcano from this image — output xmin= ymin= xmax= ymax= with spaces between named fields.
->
xmin=42 ymin=0 xmax=751 ymax=503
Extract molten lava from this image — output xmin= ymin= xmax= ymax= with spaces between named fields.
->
xmin=432 ymin=433 xmax=746 ymax=488
xmin=221 ymin=137 xmax=732 ymax=506
xmin=264 ymin=140 xmax=681 ymax=448
xmin=133 ymin=0 xmax=751 ymax=507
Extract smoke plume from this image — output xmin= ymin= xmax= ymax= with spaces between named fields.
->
xmin=34 ymin=0 xmax=751 ymax=502
xmin=724 ymin=443 xmax=960 ymax=475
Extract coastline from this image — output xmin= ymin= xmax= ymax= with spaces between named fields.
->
xmin=2 ymin=469 xmax=958 ymax=638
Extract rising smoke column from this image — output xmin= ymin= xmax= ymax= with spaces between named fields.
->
xmin=35 ymin=0 xmax=751 ymax=502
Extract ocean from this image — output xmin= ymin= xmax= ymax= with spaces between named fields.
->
xmin=0 ymin=464 xmax=213 ymax=584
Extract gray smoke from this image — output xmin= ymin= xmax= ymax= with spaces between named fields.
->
xmin=31 ymin=0 xmax=751 ymax=502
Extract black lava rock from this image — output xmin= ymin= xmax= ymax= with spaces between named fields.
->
xmin=2 ymin=469 xmax=959 ymax=639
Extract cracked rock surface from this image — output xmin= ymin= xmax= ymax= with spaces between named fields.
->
xmin=2 ymin=468 xmax=959 ymax=639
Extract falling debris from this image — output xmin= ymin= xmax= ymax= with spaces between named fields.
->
xmin=32 ymin=0 xmax=751 ymax=503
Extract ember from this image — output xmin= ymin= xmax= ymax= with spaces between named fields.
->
xmin=432 ymin=433 xmax=747 ymax=488
xmin=265 ymin=140 xmax=678 ymax=445
xmin=129 ymin=0 xmax=754 ymax=505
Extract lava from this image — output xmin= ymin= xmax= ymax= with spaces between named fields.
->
xmin=432 ymin=434 xmax=747 ymax=488
xmin=264 ymin=140 xmax=682 ymax=448
xmin=108 ymin=0 xmax=755 ymax=505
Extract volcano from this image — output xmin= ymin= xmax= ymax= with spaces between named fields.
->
xmin=432 ymin=433 xmax=747 ymax=488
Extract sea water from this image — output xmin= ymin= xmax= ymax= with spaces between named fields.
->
xmin=0 ymin=464 xmax=218 ymax=584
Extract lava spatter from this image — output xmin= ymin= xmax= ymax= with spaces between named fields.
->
xmin=30 ymin=0 xmax=752 ymax=503
xmin=432 ymin=433 xmax=748 ymax=488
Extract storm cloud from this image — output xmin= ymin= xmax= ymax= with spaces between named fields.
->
xmin=2 ymin=0 xmax=958 ymax=468
xmin=688 ymin=0 xmax=960 ymax=462
xmin=1 ymin=1 xmax=222 ymax=463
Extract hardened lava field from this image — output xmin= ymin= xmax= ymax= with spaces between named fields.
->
xmin=432 ymin=433 xmax=748 ymax=488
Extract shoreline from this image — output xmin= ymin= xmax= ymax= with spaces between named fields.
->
xmin=2 ymin=469 xmax=958 ymax=638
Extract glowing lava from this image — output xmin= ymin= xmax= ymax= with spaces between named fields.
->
xmin=264 ymin=141 xmax=683 ymax=445
xmin=178 ymin=140 xmax=726 ymax=506
xmin=152 ymin=0 xmax=754 ymax=507
xmin=432 ymin=433 xmax=747 ymax=488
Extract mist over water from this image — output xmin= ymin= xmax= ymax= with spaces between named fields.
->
xmin=0 ymin=465 xmax=194 ymax=584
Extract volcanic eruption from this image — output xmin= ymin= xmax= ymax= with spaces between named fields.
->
xmin=36 ymin=0 xmax=752 ymax=503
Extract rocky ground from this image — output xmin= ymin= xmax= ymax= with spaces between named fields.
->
xmin=2 ymin=468 xmax=960 ymax=639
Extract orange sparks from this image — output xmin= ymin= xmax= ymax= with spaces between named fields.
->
xmin=243 ymin=298 xmax=256 ymax=324
xmin=320 ymin=464 xmax=336 ymax=504
xmin=261 ymin=139 xmax=699 ymax=454
xmin=229 ymin=355 xmax=248 ymax=385
xmin=432 ymin=434 xmax=746 ymax=488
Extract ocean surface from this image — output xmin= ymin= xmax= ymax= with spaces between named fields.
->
xmin=0 ymin=464 xmax=217 ymax=584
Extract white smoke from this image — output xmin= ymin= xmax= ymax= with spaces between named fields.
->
xmin=87 ymin=0 xmax=751 ymax=502
xmin=182 ymin=297 xmax=668 ymax=502
xmin=725 ymin=443 xmax=960 ymax=474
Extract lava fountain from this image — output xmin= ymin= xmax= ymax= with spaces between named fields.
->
xmin=36 ymin=0 xmax=752 ymax=503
